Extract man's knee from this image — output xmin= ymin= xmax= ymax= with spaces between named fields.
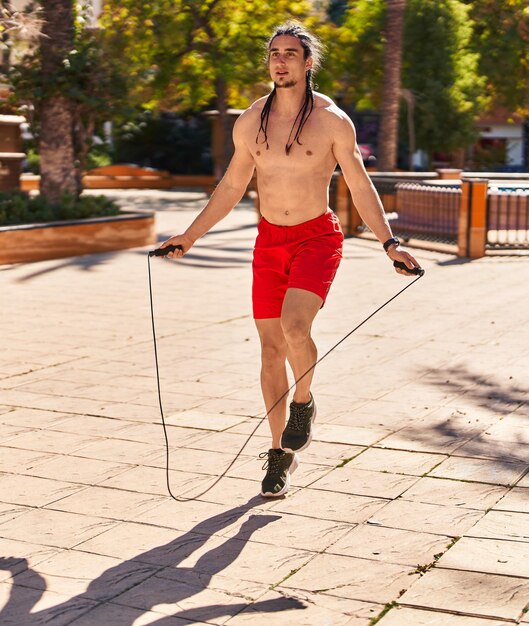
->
xmin=281 ymin=315 xmax=311 ymax=347
xmin=260 ymin=337 xmax=287 ymax=365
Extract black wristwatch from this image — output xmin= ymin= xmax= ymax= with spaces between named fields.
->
xmin=383 ymin=237 xmax=400 ymax=253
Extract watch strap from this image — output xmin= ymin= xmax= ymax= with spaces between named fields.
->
xmin=383 ymin=237 xmax=400 ymax=253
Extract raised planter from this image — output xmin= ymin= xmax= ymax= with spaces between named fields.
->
xmin=0 ymin=211 xmax=155 ymax=264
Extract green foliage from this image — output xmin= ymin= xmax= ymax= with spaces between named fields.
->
xmin=113 ymin=111 xmax=212 ymax=174
xmin=9 ymin=10 xmax=130 ymax=181
xmin=330 ymin=0 xmax=386 ymax=109
xmin=402 ymin=0 xmax=487 ymax=154
xmin=24 ymin=147 xmax=40 ymax=174
xmin=465 ymin=0 xmax=529 ymax=115
xmin=99 ymin=0 xmax=319 ymax=112
xmin=333 ymin=0 xmax=487 ymax=158
xmin=0 ymin=192 xmax=120 ymax=226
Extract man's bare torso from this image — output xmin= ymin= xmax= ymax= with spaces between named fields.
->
xmin=239 ymin=93 xmax=343 ymax=225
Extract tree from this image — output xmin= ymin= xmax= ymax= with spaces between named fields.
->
xmin=377 ymin=0 xmax=406 ymax=171
xmin=465 ymin=0 xmax=529 ymax=115
xmin=334 ymin=0 xmax=486 ymax=167
xmin=10 ymin=1 xmax=129 ymax=198
xmin=465 ymin=0 xmax=529 ymax=167
xmin=100 ymin=0 xmax=318 ymax=174
xmin=38 ymin=0 xmax=77 ymax=201
xmin=401 ymin=0 xmax=487 ymax=161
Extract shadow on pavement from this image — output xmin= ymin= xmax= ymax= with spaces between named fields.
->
xmin=0 ymin=497 xmax=306 ymax=625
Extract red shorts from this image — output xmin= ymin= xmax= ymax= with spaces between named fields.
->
xmin=252 ymin=209 xmax=344 ymax=319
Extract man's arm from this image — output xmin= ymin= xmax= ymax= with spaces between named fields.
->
xmin=332 ymin=111 xmax=420 ymax=274
xmin=162 ymin=114 xmax=255 ymax=258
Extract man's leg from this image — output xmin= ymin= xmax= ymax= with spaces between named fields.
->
xmin=255 ymin=318 xmax=300 ymax=497
xmin=281 ymin=288 xmax=323 ymax=403
xmin=279 ymin=287 xmax=322 ymax=453
xmin=254 ymin=318 xmax=289 ymax=448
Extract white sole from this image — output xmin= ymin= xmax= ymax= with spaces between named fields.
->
xmin=281 ymin=404 xmax=317 ymax=454
xmin=260 ymin=454 xmax=299 ymax=497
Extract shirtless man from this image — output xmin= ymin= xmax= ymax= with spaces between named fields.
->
xmin=161 ymin=22 xmax=420 ymax=498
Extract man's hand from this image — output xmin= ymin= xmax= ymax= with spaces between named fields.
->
xmin=387 ymin=245 xmax=421 ymax=276
xmin=159 ymin=234 xmax=195 ymax=259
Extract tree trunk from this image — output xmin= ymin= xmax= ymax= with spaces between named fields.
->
xmin=39 ymin=0 xmax=77 ymax=202
xmin=377 ymin=0 xmax=406 ymax=172
xmin=523 ymin=119 xmax=529 ymax=169
xmin=215 ymin=75 xmax=233 ymax=180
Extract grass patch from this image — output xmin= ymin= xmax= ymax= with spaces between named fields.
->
xmin=369 ymin=601 xmax=398 ymax=625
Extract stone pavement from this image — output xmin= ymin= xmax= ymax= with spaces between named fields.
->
xmin=1 ymin=188 xmax=528 ymax=626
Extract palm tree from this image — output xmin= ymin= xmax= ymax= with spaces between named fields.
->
xmin=377 ymin=0 xmax=406 ymax=171
xmin=39 ymin=0 xmax=77 ymax=202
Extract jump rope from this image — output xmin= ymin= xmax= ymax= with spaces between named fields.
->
xmin=148 ymin=243 xmax=424 ymax=502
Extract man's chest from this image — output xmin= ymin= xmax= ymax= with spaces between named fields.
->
xmin=250 ymin=118 xmax=335 ymax=172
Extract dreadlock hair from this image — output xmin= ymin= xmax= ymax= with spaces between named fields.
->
xmin=256 ymin=22 xmax=324 ymax=155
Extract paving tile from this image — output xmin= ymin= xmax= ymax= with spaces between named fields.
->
xmin=45 ymin=485 xmax=167 ymax=521
xmin=376 ymin=606 xmax=512 ymax=625
xmin=466 ymin=510 xmax=529 ymax=542
xmin=69 ymin=437 xmax=165 ymax=465
xmin=280 ymin=553 xmax=419 ymax=603
xmin=454 ymin=437 xmax=529 ymax=462
xmin=379 ymin=428 xmax=477 ymax=454
xmin=362 ymin=500 xmax=483 ymax=536
xmin=225 ymin=590 xmax=380 ymax=625
xmin=429 ymin=456 xmax=528 ymax=485
xmin=115 ymin=421 xmax=209 ymax=447
xmin=75 ymin=521 xmax=195 ymax=564
xmin=398 ymin=567 xmax=529 ymax=619
xmin=483 ymin=417 xmax=529 ymax=443
xmin=0 ymin=475 xmax=84 ymax=507
xmin=219 ymin=510 xmax=352 ymax=552
xmin=346 ymin=448 xmax=446 ymax=476
xmin=11 ymin=549 xmax=159 ymax=601
xmin=0 ymin=508 xmax=116 ymax=548
xmin=515 ymin=471 xmax=529 ymax=488
xmin=309 ymin=466 xmax=420 ymax=499
xmin=492 ymin=487 xmax=529 ymax=513
xmin=193 ymin=476 xmax=273 ymax=506
xmin=4 ymin=430 xmax=99 ymax=455
xmin=0 ymin=502 xmax=31 ymax=526
xmin=328 ymin=524 xmax=451 ymax=566
xmin=0 ymin=581 xmax=98 ymax=626
xmin=68 ymin=602 xmax=194 ymax=625
xmin=438 ymin=536 xmax=529 ymax=578
xmin=314 ymin=423 xmax=392 ymax=446
xmin=117 ymin=496 xmax=275 ymax=535
xmin=146 ymin=446 xmax=254 ymax=477
xmin=297 ymin=441 xmax=365 ymax=466
xmin=0 ymin=541 xmax=61 ymax=583
xmin=48 ymin=413 xmax=132 ymax=436
xmin=0 ymin=423 xmax=35 ymax=444
xmin=163 ymin=410 xmax=248 ymax=431
xmin=0 ymin=447 xmax=55 ymax=474
xmin=111 ymin=573 xmax=259 ymax=625
xmin=99 ymin=464 xmax=212 ymax=497
xmin=268 ymin=488 xmax=388 ymax=524
xmin=158 ymin=536 xmax=311 ymax=586
xmin=399 ymin=477 xmax=508 ymax=510
xmin=25 ymin=454 xmax=131 ymax=485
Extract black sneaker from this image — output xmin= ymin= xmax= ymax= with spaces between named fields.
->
xmin=259 ymin=448 xmax=299 ymax=497
xmin=281 ymin=394 xmax=317 ymax=453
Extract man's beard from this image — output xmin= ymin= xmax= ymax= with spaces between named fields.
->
xmin=274 ymin=78 xmax=297 ymax=89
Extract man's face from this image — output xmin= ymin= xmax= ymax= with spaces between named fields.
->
xmin=268 ymin=35 xmax=312 ymax=89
